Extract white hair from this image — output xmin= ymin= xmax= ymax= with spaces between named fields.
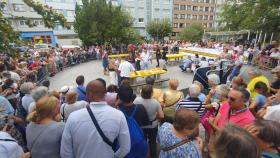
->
xmin=31 ymin=86 xmax=49 ymax=102
xmin=20 ymin=82 xmax=34 ymax=94
xmin=216 ymin=84 xmax=230 ymax=97
xmin=207 ymin=74 xmax=220 ymax=85
xmin=189 ymin=84 xmax=201 ymax=98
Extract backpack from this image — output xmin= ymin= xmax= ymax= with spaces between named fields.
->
xmin=120 ymin=105 xmax=148 ymax=158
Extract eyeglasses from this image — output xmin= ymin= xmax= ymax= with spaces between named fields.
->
xmin=228 ymin=96 xmax=236 ymax=102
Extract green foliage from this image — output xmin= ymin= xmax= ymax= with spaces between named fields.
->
xmin=220 ymin=0 xmax=280 ymax=35
xmin=74 ymin=0 xmax=135 ymax=46
xmin=146 ymin=19 xmax=172 ymax=41
xmin=178 ymin=24 xmax=204 ymax=41
xmin=23 ymin=0 xmax=69 ymax=28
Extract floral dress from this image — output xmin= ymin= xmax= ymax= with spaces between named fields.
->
xmin=157 ymin=123 xmax=202 ymax=158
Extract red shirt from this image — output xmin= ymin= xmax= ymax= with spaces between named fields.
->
xmin=217 ymin=102 xmax=255 ymax=128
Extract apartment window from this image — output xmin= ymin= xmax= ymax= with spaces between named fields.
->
xmin=193 ymin=15 xmax=197 ymax=20
xmin=180 ymin=5 xmax=186 ymax=10
xmin=187 ymin=5 xmax=192 ymax=10
xmin=204 ymin=15 xmax=208 ymax=20
xmin=179 ymin=23 xmax=184 ymax=28
xmin=174 ymin=4 xmax=179 ymax=10
xmin=67 ymin=10 xmax=75 ymax=17
xmin=210 ymin=15 xmax=213 ymax=20
xmin=40 ymin=20 xmax=44 ymax=25
xmin=199 ymin=6 xmax=204 ymax=11
xmin=138 ymin=7 xmax=144 ymax=11
xmin=155 ymin=8 xmax=160 ymax=12
xmin=180 ymin=14 xmax=185 ymax=19
xmin=163 ymin=9 xmax=170 ymax=14
xmin=174 ymin=14 xmax=178 ymax=19
xmin=173 ymin=23 xmax=178 ymax=28
xmin=154 ymin=0 xmax=159 ymax=3
xmin=210 ymin=7 xmax=214 ymax=12
xmin=205 ymin=0 xmax=210 ymax=3
xmin=187 ymin=14 xmax=192 ymax=19
xmin=193 ymin=6 xmax=198 ymax=11
xmin=163 ymin=0 xmax=171 ymax=4
xmin=199 ymin=15 xmax=203 ymax=20
xmin=13 ymin=4 xmax=25 ymax=12
xmin=208 ymin=23 xmax=213 ymax=28
xmin=205 ymin=7 xmax=209 ymax=12
xmin=139 ymin=18 xmax=144 ymax=22
xmin=19 ymin=20 xmax=25 ymax=26
xmin=211 ymin=0 xmax=215 ymax=3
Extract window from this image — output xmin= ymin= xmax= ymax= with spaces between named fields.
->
xmin=199 ymin=15 xmax=203 ymax=20
xmin=199 ymin=6 xmax=204 ymax=11
xmin=187 ymin=14 xmax=192 ymax=19
xmin=138 ymin=7 xmax=144 ymax=10
xmin=199 ymin=0 xmax=204 ymax=2
xmin=180 ymin=14 xmax=185 ymax=19
xmin=174 ymin=14 xmax=178 ymax=19
xmin=19 ymin=20 xmax=25 ymax=26
xmin=193 ymin=6 xmax=198 ymax=11
xmin=211 ymin=0 xmax=215 ymax=3
xmin=210 ymin=7 xmax=214 ymax=12
xmin=163 ymin=9 xmax=170 ymax=14
xmin=172 ymin=32 xmax=177 ymax=36
xmin=179 ymin=23 xmax=184 ymax=28
xmin=155 ymin=8 xmax=160 ymax=12
xmin=173 ymin=23 xmax=178 ymax=28
xmin=204 ymin=15 xmax=208 ymax=20
xmin=40 ymin=20 xmax=44 ymax=25
xmin=208 ymin=23 xmax=213 ymax=28
xmin=154 ymin=0 xmax=159 ymax=3
xmin=180 ymin=5 xmax=186 ymax=10
xmin=205 ymin=7 xmax=209 ymax=12
xmin=67 ymin=10 xmax=75 ymax=17
xmin=65 ymin=0 xmax=74 ymax=2
xmin=34 ymin=20 xmax=39 ymax=26
xmin=13 ymin=4 xmax=25 ymax=12
xmin=193 ymin=15 xmax=197 ymax=20
xmin=210 ymin=15 xmax=213 ymax=20
xmin=163 ymin=0 xmax=171 ymax=4
xmin=138 ymin=18 xmax=144 ymax=22
xmin=55 ymin=9 xmax=64 ymax=15
xmin=174 ymin=4 xmax=179 ymax=10
xmin=187 ymin=5 xmax=192 ymax=10
xmin=205 ymin=0 xmax=210 ymax=3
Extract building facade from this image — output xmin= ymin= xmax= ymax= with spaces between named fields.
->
xmin=172 ymin=0 xmax=216 ymax=38
xmin=45 ymin=0 xmax=81 ymax=46
xmin=3 ymin=0 xmax=56 ymax=47
xmin=121 ymin=0 xmax=173 ymax=37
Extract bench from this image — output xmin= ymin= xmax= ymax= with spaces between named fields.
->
xmin=130 ymin=78 xmax=170 ymax=94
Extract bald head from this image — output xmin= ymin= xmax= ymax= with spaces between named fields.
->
xmin=86 ymin=80 xmax=106 ymax=102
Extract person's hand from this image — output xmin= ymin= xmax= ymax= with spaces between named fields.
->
xmin=256 ymin=108 xmax=267 ymax=118
xmin=245 ymin=124 xmax=259 ymax=138
xmin=266 ymin=95 xmax=276 ymax=105
xmin=20 ymin=152 xmax=31 ymax=158
xmin=196 ymin=137 xmax=204 ymax=151
xmin=209 ymin=88 xmax=216 ymax=96
xmin=2 ymin=88 xmax=13 ymax=96
xmin=0 ymin=107 xmax=5 ymax=112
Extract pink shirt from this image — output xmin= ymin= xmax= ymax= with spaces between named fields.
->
xmin=217 ymin=102 xmax=255 ymax=128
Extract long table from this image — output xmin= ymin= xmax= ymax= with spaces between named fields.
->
xmin=166 ymin=53 xmax=186 ymax=65
xmin=179 ymin=47 xmax=221 ymax=58
xmin=108 ymin=54 xmax=129 ymax=58
xmin=130 ymin=68 xmax=167 ymax=78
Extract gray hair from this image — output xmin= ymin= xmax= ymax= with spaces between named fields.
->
xmin=20 ymin=82 xmax=34 ymax=94
xmin=31 ymin=86 xmax=49 ymax=102
xmin=249 ymin=69 xmax=262 ymax=77
xmin=207 ymin=74 xmax=220 ymax=85
xmin=216 ymin=84 xmax=230 ymax=98
xmin=189 ymin=84 xmax=201 ymax=98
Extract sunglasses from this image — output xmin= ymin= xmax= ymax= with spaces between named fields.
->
xmin=228 ymin=96 xmax=236 ymax=102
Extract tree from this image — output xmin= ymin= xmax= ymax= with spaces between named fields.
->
xmin=146 ymin=19 xmax=172 ymax=41
xmin=220 ymin=0 xmax=280 ymax=38
xmin=178 ymin=24 xmax=204 ymax=41
xmin=74 ymin=0 xmax=134 ymax=46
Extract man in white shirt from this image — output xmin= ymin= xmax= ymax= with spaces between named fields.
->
xmin=141 ymin=49 xmax=151 ymax=70
xmin=118 ymin=60 xmax=135 ymax=84
xmin=0 ymin=130 xmax=24 ymax=158
xmin=61 ymin=80 xmax=130 ymax=158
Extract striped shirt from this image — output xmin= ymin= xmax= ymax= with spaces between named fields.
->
xmin=176 ymin=97 xmax=205 ymax=117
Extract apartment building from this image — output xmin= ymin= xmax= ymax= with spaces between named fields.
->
xmin=3 ymin=0 xmax=56 ymax=47
xmin=172 ymin=0 xmax=216 ymax=38
xmin=121 ymin=0 xmax=173 ymax=37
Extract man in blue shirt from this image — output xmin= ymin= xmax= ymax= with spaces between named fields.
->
xmin=75 ymin=75 xmax=87 ymax=101
xmin=179 ymin=55 xmax=192 ymax=72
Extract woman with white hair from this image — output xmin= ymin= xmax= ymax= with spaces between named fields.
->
xmin=20 ymin=82 xmax=35 ymax=112
xmin=205 ymin=74 xmax=220 ymax=105
xmin=247 ymin=69 xmax=269 ymax=100
xmin=28 ymin=86 xmax=49 ymax=113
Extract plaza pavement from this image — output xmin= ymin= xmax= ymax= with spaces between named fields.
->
xmin=49 ymin=59 xmax=274 ymax=92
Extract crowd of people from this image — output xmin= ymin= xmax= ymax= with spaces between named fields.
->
xmin=0 ymin=40 xmax=280 ymax=158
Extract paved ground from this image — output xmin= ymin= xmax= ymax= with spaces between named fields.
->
xmin=49 ymin=59 xmax=274 ymax=91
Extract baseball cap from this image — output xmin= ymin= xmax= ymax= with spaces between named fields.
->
xmin=272 ymin=66 xmax=280 ymax=73
xmin=60 ymin=86 xmax=70 ymax=94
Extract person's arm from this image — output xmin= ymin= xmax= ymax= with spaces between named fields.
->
xmin=156 ymin=103 xmax=164 ymax=120
xmin=115 ymin=114 xmax=131 ymax=158
xmin=249 ymin=100 xmax=259 ymax=112
xmin=205 ymin=88 xmax=215 ymax=105
xmin=60 ymin=118 xmax=74 ymax=158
